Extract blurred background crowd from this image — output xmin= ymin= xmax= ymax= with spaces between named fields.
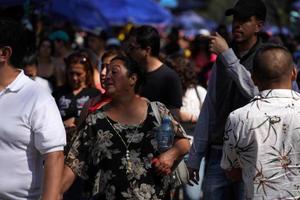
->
xmin=1 ymin=0 xmax=300 ymax=91
xmin=1 ymin=0 xmax=300 ymax=199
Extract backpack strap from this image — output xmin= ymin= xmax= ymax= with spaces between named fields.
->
xmin=76 ymin=94 xmax=111 ymax=129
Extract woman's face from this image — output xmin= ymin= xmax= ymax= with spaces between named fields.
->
xmin=105 ymin=59 xmax=135 ymax=96
xmin=101 ymin=55 xmax=115 ymax=89
xmin=39 ymin=40 xmax=52 ymax=57
xmin=67 ymin=63 xmax=87 ymax=90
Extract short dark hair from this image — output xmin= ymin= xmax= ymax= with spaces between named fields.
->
xmin=101 ymin=49 xmax=120 ymax=63
xmin=111 ymin=53 xmax=146 ymax=93
xmin=22 ymin=54 xmax=37 ymax=68
xmin=253 ymin=44 xmax=294 ymax=82
xmin=0 ymin=19 xmax=26 ymax=67
xmin=130 ymin=25 xmax=160 ymax=57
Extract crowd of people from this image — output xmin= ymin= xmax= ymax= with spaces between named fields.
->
xmin=1 ymin=0 xmax=300 ymax=199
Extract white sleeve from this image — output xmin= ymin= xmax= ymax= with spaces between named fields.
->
xmin=30 ymin=96 xmax=66 ymax=154
xmin=221 ymin=112 xmax=240 ymax=170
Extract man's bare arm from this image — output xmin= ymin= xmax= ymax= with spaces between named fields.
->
xmin=42 ymin=151 xmax=64 ymax=200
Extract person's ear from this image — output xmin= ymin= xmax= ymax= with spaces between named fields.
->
xmin=0 ymin=46 xmax=12 ymax=62
xmin=255 ymin=20 xmax=264 ymax=33
xmin=291 ymin=66 xmax=297 ymax=81
xmin=129 ymin=73 xmax=137 ymax=87
xmin=145 ymin=46 xmax=151 ymax=57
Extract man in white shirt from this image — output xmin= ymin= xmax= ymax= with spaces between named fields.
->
xmin=221 ymin=44 xmax=300 ymax=199
xmin=0 ymin=20 xmax=66 ymax=199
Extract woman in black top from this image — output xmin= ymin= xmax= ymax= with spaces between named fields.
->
xmin=54 ymin=51 xmax=100 ymax=128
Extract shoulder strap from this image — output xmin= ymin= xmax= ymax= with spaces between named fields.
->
xmin=150 ymin=101 xmax=162 ymax=126
xmin=76 ymin=95 xmax=111 ymax=129
xmin=194 ymin=85 xmax=202 ymax=109
xmin=76 ymin=99 xmax=93 ymax=128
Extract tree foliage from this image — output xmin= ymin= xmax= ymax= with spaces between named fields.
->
xmin=199 ymin=0 xmax=292 ymax=26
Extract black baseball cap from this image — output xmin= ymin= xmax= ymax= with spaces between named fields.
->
xmin=225 ymin=0 xmax=267 ymax=21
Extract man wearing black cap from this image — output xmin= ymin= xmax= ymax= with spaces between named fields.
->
xmin=187 ymin=0 xmax=266 ymax=199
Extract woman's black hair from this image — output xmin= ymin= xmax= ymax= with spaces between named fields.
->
xmin=111 ymin=53 xmax=146 ymax=93
xmin=165 ymin=54 xmax=198 ymax=94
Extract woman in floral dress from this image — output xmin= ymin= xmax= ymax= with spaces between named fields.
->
xmin=61 ymin=53 xmax=190 ymax=199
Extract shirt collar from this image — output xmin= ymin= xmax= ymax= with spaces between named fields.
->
xmin=254 ymin=89 xmax=300 ymax=101
xmin=6 ymin=70 xmax=28 ymax=92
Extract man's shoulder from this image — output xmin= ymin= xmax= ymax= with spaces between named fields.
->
xmin=147 ymin=64 xmax=180 ymax=82
xmin=228 ymin=102 xmax=253 ymax=121
xmin=161 ymin=63 xmax=177 ymax=72
xmin=21 ymin=78 xmax=54 ymax=102
xmin=159 ymin=64 xmax=180 ymax=79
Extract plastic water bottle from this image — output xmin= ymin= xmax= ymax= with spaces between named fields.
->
xmin=156 ymin=116 xmax=174 ymax=152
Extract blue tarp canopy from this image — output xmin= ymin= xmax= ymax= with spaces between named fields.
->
xmin=43 ymin=0 xmax=109 ymax=30
xmin=0 ymin=0 xmax=26 ymax=7
xmin=0 ymin=0 xmax=173 ymax=29
xmin=175 ymin=11 xmax=216 ymax=37
xmin=94 ymin=0 xmax=172 ymax=25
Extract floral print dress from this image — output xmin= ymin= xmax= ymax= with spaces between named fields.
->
xmin=65 ymin=101 xmax=187 ymax=200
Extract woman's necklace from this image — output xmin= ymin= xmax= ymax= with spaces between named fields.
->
xmin=105 ymin=116 xmax=140 ymax=174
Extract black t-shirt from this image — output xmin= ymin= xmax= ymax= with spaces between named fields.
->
xmin=54 ymin=86 xmax=100 ymax=121
xmin=139 ymin=64 xmax=182 ymax=109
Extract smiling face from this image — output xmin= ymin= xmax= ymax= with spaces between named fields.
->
xmin=67 ymin=63 xmax=87 ymax=90
xmin=232 ymin=16 xmax=263 ymax=43
xmin=105 ymin=59 xmax=136 ymax=97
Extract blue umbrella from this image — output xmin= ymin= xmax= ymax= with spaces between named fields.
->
xmin=292 ymin=0 xmax=300 ymax=10
xmin=176 ymin=11 xmax=216 ymax=30
xmin=175 ymin=11 xmax=216 ymax=37
xmin=0 ymin=0 xmax=25 ymax=7
xmin=0 ymin=0 xmax=172 ymax=29
xmin=43 ymin=0 xmax=108 ymax=30
xmin=92 ymin=0 xmax=172 ymax=25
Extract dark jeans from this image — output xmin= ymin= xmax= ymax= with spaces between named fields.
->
xmin=202 ymin=147 xmax=244 ymax=200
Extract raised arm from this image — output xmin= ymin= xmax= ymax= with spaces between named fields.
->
xmin=208 ymin=32 xmax=258 ymax=99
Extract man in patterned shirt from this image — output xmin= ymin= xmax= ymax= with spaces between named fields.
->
xmin=221 ymin=44 xmax=300 ymax=199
